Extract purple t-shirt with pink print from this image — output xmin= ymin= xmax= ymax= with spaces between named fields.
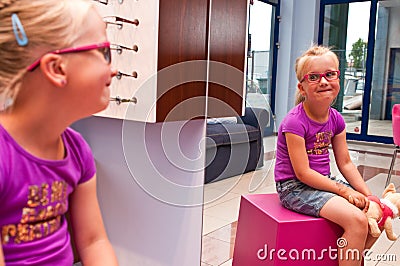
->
xmin=274 ymin=103 xmax=346 ymax=182
xmin=0 ymin=125 xmax=96 ymax=266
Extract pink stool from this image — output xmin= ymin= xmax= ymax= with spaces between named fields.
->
xmin=232 ymin=193 xmax=343 ymax=266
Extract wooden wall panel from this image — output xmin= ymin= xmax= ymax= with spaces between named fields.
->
xmin=208 ymin=0 xmax=248 ymax=117
xmin=156 ymin=0 xmax=209 ymax=122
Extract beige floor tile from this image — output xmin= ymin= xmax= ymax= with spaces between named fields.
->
xmin=364 ymin=260 xmax=379 ymax=266
xmin=364 ymin=154 xmax=393 ymax=169
xmin=206 ymin=222 xmax=237 ymax=244
xmin=247 ymin=165 xmax=275 ymax=192
xmin=374 ymin=262 xmax=397 ymax=266
xmin=376 ymin=233 xmax=395 ymax=250
xmin=201 ymin=235 xmax=233 ymax=266
xmin=203 ymin=197 xmax=241 ymax=224
xmin=352 ymin=144 xmax=392 ymax=154
xmin=366 ymin=173 xmax=400 ymax=196
xmin=219 ymin=259 xmax=232 ymax=266
xmin=206 ymin=175 xmax=251 ymax=195
xmin=383 ymin=237 xmax=400 ymax=265
xmin=205 ymin=175 xmax=242 ymax=194
xmin=368 ymin=234 xmax=395 ymax=262
xmin=202 ymin=215 xmax=233 ymax=236
xmin=252 ymin=183 xmax=277 ymax=194
xmin=218 ymin=170 xmax=272 ymax=195
xmin=203 ymin=188 xmax=240 ymax=209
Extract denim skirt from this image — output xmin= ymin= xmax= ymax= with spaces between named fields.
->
xmin=275 ymin=175 xmax=352 ymax=217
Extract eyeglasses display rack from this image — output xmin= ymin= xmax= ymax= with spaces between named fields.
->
xmin=93 ymin=0 xmax=249 ymax=122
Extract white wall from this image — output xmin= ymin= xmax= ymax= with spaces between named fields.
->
xmin=73 ymin=117 xmax=205 ymax=266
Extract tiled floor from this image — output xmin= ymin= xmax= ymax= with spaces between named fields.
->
xmin=201 ymin=136 xmax=400 ymax=266
xmin=344 ymin=116 xmax=392 ymax=137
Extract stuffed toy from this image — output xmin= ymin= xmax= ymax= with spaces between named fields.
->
xmin=366 ymin=183 xmax=400 ymax=241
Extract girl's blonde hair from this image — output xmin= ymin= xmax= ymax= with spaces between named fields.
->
xmin=294 ymin=45 xmax=339 ymax=105
xmin=0 ymin=0 xmax=93 ymax=109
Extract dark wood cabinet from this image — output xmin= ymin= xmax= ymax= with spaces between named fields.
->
xmin=95 ymin=0 xmax=248 ymax=122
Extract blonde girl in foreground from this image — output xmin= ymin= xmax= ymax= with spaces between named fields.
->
xmin=0 ymin=0 xmax=118 ymax=265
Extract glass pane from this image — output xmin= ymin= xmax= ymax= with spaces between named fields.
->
xmin=246 ymin=0 xmax=275 ymax=136
xmin=368 ymin=0 xmax=400 ymax=137
xmin=201 ymin=3 xmax=277 ymax=264
xmin=322 ymin=1 xmax=370 ymax=135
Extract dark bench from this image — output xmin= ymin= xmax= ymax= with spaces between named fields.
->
xmin=205 ymin=107 xmax=269 ymax=184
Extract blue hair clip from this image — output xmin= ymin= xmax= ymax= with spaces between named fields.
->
xmin=11 ymin=13 xmax=28 ymax=46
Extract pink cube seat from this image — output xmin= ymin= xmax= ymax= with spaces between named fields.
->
xmin=232 ymin=193 xmax=343 ymax=266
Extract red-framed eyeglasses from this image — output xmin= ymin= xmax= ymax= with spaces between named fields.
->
xmin=300 ymin=70 xmax=340 ymax=83
xmin=27 ymin=42 xmax=111 ymax=71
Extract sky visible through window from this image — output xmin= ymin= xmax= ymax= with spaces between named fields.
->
xmin=249 ymin=1 xmax=371 ymax=54
xmin=346 ymin=1 xmax=370 ymax=53
xmin=249 ymin=1 xmax=272 ymax=51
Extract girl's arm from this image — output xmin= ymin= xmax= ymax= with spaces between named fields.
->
xmin=286 ymin=132 xmax=368 ymax=209
xmin=0 ymin=243 xmax=5 ymax=266
xmin=69 ymin=175 xmax=118 ymax=266
xmin=331 ymin=130 xmax=372 ymax=197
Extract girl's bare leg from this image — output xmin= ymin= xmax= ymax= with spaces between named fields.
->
xmin=320 ymin=196 xmax=369 ymax=266
xmin=365 ymin=234 xmax=379 ymax=250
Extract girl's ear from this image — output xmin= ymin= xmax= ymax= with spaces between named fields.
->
xmin=382 ymin=183 xmax=396 ymax=197
xmin=297 ymin=82 xmax=305 ymax=96
xmin=39 ymin=53 xmax=67 ymax=87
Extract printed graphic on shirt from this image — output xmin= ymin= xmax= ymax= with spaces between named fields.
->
xmin=306 ymin=131 xmax=332 ymax=155
xmin=1 ymin=181 xmax=68 ymax=244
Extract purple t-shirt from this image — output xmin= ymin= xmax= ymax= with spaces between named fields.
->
xmin=0 ymin=125 xmax=96 ymax=266
xmin=274 ymin=104 xmax=345 ymax=182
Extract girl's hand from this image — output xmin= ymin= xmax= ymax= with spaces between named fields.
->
xmin=338 ymin=185 xmax=369 ymax=210
xmin=348 ymin=193 xmax=370 ymax=211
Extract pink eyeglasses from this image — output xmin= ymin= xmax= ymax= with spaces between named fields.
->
xmin=27 ymin=42 xmax=111 ymax=71
xmin=300 ymin=70 xmax=340 ymax=83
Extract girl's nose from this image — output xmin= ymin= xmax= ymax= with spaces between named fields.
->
xmin=320 ymin=76 xmax=329 ymax=84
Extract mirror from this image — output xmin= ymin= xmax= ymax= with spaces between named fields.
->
xmin=201 ymin=1 xmax=277 ymax=265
